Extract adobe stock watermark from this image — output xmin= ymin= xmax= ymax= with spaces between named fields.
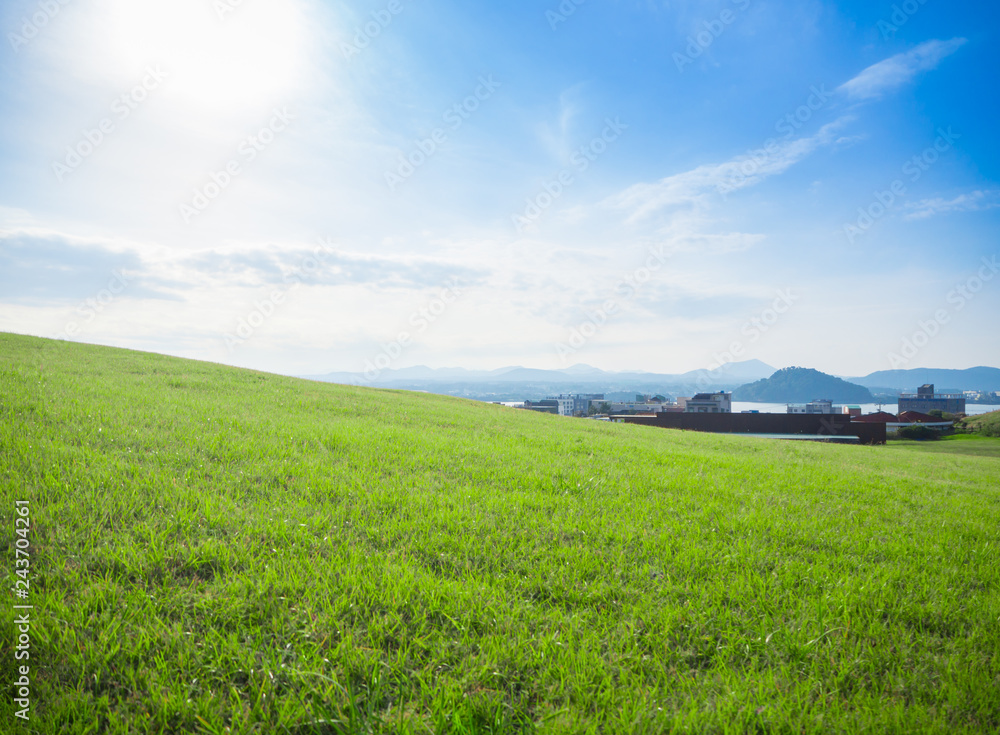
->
xmin=340 ymin=0 xmax=410 ymax=60
xmin=554 ymin=243 xmax=669 ymax=363
xmin=224 ymin=238 xmax=337 ymax=352
xmin=385 ymin=75 xmax=501 ymax=191
xmin=886 ymin=255 xmax=998 ymax=368
xmin=716 ymin=84 xmax=831 ymax=199
xmin=7 ymin=0 xmax=73 ymax=53
xmin=179 ymin=107 xmax=294 ymax=224
xmin=52 ymin=66 xmax=168 ymax=182
xmin=843 ymin=126 xmax=960 ymax=244
xmin=877 ymin=0 xmax=932 ymax=40
xmin=13 ymin=500 xmax=32 ymax=722
xmin=698 ymin=289 xmax=799 ymax=387
xmin=362 ymin=278 xmax=464 ymax=382
xmin=673 ymin=0 xmax=752 ymax=73
xmin=53 ymin=269 xmax=135 ymax=340
xmin=546 ymin=0 xmax=586 ymax=31
xmin=512 ymin=117 xmax=627 ymax=234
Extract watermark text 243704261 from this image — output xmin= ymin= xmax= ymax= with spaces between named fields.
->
xmin=13 ymin=500 xmax=33 ymax=721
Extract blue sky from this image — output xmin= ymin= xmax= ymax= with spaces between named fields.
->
xmin=1 ymin=0 xmax=998 ymax=377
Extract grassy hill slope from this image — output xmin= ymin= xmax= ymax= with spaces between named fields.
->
xmin=960 ymin=410 xmax=1000 ymax=438
xmin=2 ymin=333 xmax=999 ymax=733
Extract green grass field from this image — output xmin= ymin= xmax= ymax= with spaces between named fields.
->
xmin=2 ymin=332 xmax=999 ymax=734
xmin=888 ymin=434 xmax=1000 ymax=459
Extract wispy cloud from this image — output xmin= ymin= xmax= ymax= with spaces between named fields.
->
xmin=0 ymin=229 xmax=169 ymax=304
xmin=903 ymin=190 xmax=1000 ymax=220
xmin=604 ymin=119 xmax=849 ymax=222
xmin=0 ymin=229 xmax=488 ymax=304
xmin=536 ymin=84 xmax=588 ymax=161
xmin=189 ymin=243 xmax=488 ymax=291
xmin=838 ymin=38 xmax=967 ymax=101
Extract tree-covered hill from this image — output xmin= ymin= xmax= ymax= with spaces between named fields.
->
xmin=734 ymin=367 xmax=874 ymax=403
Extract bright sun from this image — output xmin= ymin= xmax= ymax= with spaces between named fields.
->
xmin=77 ymin=0 xmax=311 ymax=117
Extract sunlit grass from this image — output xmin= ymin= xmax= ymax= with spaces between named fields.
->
xmin=2 ymin=332 xmax=999 ymax=733
xmin=888 ymin=433 xmax=1000 ymax=458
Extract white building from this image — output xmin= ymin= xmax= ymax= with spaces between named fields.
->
xmin=545 ymin=394 xmax=607 ymax=416
xmin=555 ymin=397 xmax=575 ymax=416
xmin=681 ymin=392 xmax=732 ymax=413
xmin=787 ymin=400 xmax=836 ymax=415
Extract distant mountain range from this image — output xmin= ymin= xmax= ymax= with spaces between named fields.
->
xmin=302 ymin=361 xmax=1000 ymax=402
xmin=847 ymin=367 xmax=1000 ymax=392
xmin=303 ymin=360 xmax=778 ymax=401
xmin=307 ymin=359 xmax=777 ymax=385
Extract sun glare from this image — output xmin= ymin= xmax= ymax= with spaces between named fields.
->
xmin=82 ymin=0 xmax=310 ymax=116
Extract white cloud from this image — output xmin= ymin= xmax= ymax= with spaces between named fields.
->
xmin=903 ymin=190 xmax=1000 ymax=220
xmin=535 ymin=84 xmax=589 ymax=161
xmin=837 ymin=38 xmax=966 ymax=101
xmin=603 ymin=118 xmax=849 ymax=222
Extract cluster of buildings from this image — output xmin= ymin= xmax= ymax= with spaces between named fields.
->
xmin=782 ymin=385 xmax=967 ymax=417
xmin=964 ymin=390 xmax=1000 ymax=403
xmin=848 ymin=385 xmax=968 ymax=435
xmin=510 ymin=392 xmax=733 ymax=417
xmin=496 ymin=384 xmax=979 ymax=446
xmin=506 ymin=384 xmax=968 ymax=422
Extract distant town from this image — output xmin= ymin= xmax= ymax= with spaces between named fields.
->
xmin=502 ymin=384 xmax=996 ymax=418
xmin=309 ymin=362 xmax=1000 ymax=406
xmin=496 ymin=384 xmax=997 ymax=446
xmin=310 ymin=362 xmax=1000 ymax=445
